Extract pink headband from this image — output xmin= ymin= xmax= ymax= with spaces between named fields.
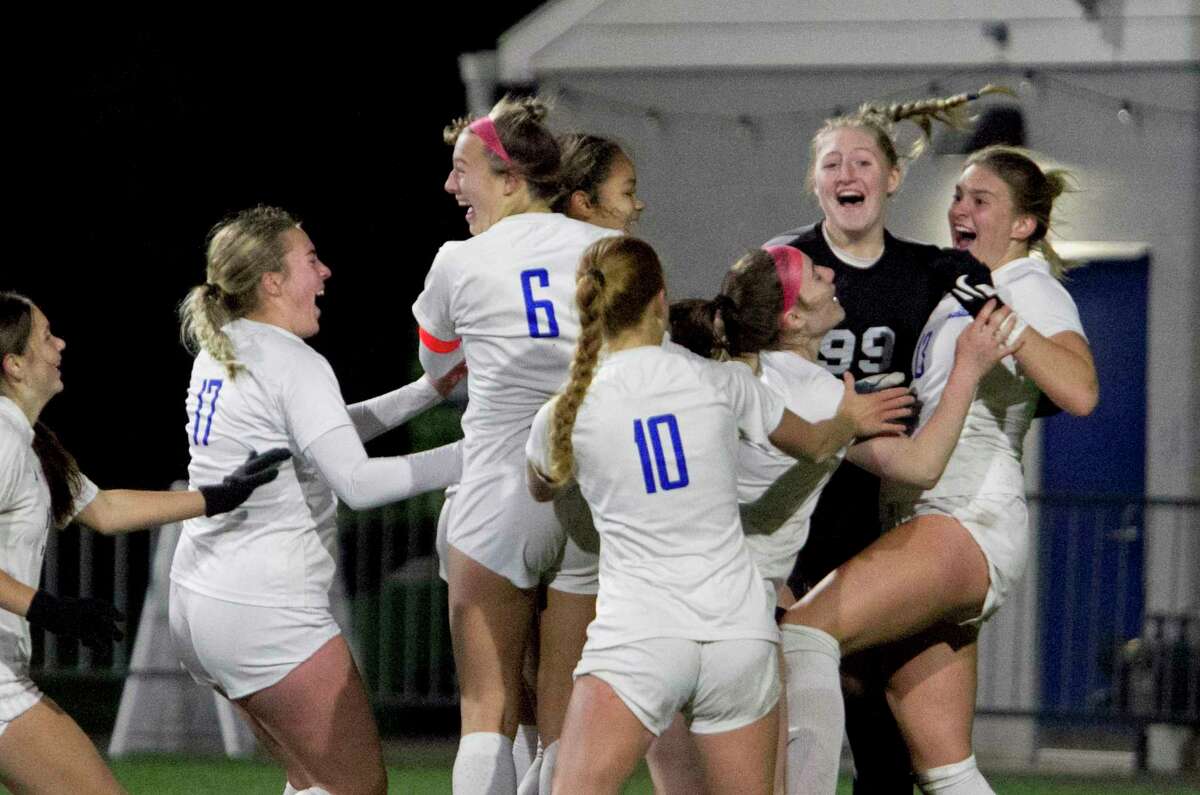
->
xmin=763 ymin=245 xmax=807 ymax=315
xmin=468 ymin=117 xmax=512 ymax=164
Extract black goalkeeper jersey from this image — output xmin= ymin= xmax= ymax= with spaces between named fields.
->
xmin=764 ymin=221 xmax=946 ymax=591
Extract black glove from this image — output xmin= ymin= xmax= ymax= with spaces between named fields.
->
xmin=929 ymin=249 xmax=1005 ymax=318
xmin=199 ymin=448 xmax=291 ymax=517
xmin=26 ymin=589 xmax=124 ymax=654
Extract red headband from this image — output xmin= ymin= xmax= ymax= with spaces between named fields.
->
xmin=468 ymin=117 xmax=512 ymax=164
xmin=763 ymin=245 xmax=807 ymax=315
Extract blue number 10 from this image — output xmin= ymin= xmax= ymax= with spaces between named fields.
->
xmin=633 ymin=414 xmax=689 ymax=494
xmin=520 ymin=268 xmax=559 ymax=338
xmin=192 ymin=378 xmax=223 ymax=446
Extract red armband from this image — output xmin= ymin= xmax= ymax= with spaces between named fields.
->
xmin=419 ymin=326 xmax=461 ymax=354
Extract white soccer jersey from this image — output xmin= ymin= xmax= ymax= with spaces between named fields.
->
xmin=171 ymin=318 xmax=353 ymax=609
xmin=737 ymin=351 xmax=847 ymax=582
xmin=527 ymin=346 xmax=785 ymax=649
xmin=884 ymin=256 xmax=1087 ymax=503
xmin=0 ymin=397 xmax=97 ymax=718
xmin=412 ymin=213 xmax=619 ymax=478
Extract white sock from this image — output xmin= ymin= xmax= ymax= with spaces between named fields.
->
xmin=513 ymin=724 xmax=539 ymax=785
xmin=516 ymin=746 xmax=544 ymax=795
xmin=782 ymin=624 xmax=843 ymax=795
xmin=283 ymin=784 xmax=298 ymax=795
xmin=538 ymin=739 xmax=560 ymax=795
xmin=294 ymin=788 xmax=332 ymax=795
xmin=917 ymin=755 xmax=994 ymax=794
xmin=453 ymin=732 xmax=517 ymax=795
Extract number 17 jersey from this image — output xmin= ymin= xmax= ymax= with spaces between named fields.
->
xmin=413 ymin=213 xmax=618 ymax=478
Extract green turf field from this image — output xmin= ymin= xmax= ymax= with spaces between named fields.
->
xmin=98 ymin=755 xmax=1200 ymax=794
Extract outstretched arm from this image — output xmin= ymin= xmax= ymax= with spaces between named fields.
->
xmin=305 ymin=427 xmax=461 ymax=511
xmin=347 ymin=362 xmax=467 ymax=442
xmin=77 ymin=448 xmax=291 ymax=534
xmin=768 ymin=380 xmax=913 ymax=464
xmin=848 ymin=301 xmax=1018 ymax=488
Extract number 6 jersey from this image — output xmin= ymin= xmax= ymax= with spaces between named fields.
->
xmin=413 ymin=213 xmax=618 ymax=480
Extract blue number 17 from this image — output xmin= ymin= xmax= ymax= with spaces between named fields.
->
xmin=192 ymin=378 xmax=223 ymax=446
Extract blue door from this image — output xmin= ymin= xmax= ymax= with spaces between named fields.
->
xmin=1038 ymin=254 xmax=1148 ymax=717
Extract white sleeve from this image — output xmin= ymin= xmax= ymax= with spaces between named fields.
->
xmin=1000 ymin=270 xmax=1087 ymax=341
xmin=280 ymin=352 xmax=355 ymax=452
xmin=717 ymin=362 xmax=787 ymax=446
xmin=0 ymin=438 xmax=22 ymax=510
xmin=346 ymin=376 xmax=442 ymax=443
xmin=303 ymin=427 xmax=462 ymax=511
xmin=418 ymin=342 xmax=465 ymax=381
xmin=412 ymin=244 xmax=460 ymax=343
xmin=59 ymin=474 xmax=99 ymax=529
xmin=412 ymin=245 xmax=466 ymax=379
xmin=525 ymin=399 xmax=556 ymax=477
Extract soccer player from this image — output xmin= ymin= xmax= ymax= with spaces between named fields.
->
xmin=754 ymin=86 xmax=1009 ymax=793
xmin=781 ymin=146 xmax=1098 ymax=794
xmin=414 ymin=96 xmax=623 ymax=794
xmin=172 ymin=207 xmax=462 ymax=795
xmin=526 ymin=236 xmax=914 ymax=794
xmin=0 ymin=291 xmax=286 ymax=794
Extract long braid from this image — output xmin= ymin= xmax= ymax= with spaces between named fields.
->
xmin=864 ymin=84 xmax=1014 ymax=159
xmin=547 ymin=236 xmax=666 ymax=485
xmin=548 ymin=271 xmax=606 ymax=484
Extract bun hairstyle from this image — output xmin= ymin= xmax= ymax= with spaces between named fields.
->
xmin=668 ymin=248 xmax=789 ymax=363
xmin=444 ymin=94 xmax=562 ymax=203
xmin=966 ymin=145 xmax=1078 ymax=279
xmin=547 ymin=236 xmax=665 ymax=485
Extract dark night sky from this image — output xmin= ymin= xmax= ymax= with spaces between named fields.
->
xmin=9 ymin=13 xmax=544 ymax=488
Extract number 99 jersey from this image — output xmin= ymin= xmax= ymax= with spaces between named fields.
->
xmin=764 ymin=222 xmax=948 ymax=591
xmin=413 ymin=214 xmax=619 ymax=480
xmin=764 ymin=222 xmax=945 ymax=382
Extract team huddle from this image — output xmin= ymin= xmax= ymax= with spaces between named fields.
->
xmin=0 ymin=88 xmax=1097 ymax=795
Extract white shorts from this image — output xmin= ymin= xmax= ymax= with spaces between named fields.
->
xmin=0 ymin=679 xmax=42 ymax=735
xmin=448 ymin=462 xmax=566 ymax=590
xmin=575 ymin=637 xmax=779 ymax=736
xmin=549 ymin=482 xmax=600 ymax=596
xmin=887 ymin=493 xmax=1029 ymax=626
xmin=435 ymin=486 xmax=456 ymax=583
xmin=169 ymin=582 xmax=341 ymax=699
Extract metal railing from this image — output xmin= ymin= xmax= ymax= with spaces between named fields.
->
xmin=31 ymin=486 xmax=1199 ymax=758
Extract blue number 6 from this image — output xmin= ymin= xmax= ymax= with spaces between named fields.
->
xmin=520 ymin=268 xmax=559 ymax=338
xmin=633 ymin=414 xmax=690 ymax=494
